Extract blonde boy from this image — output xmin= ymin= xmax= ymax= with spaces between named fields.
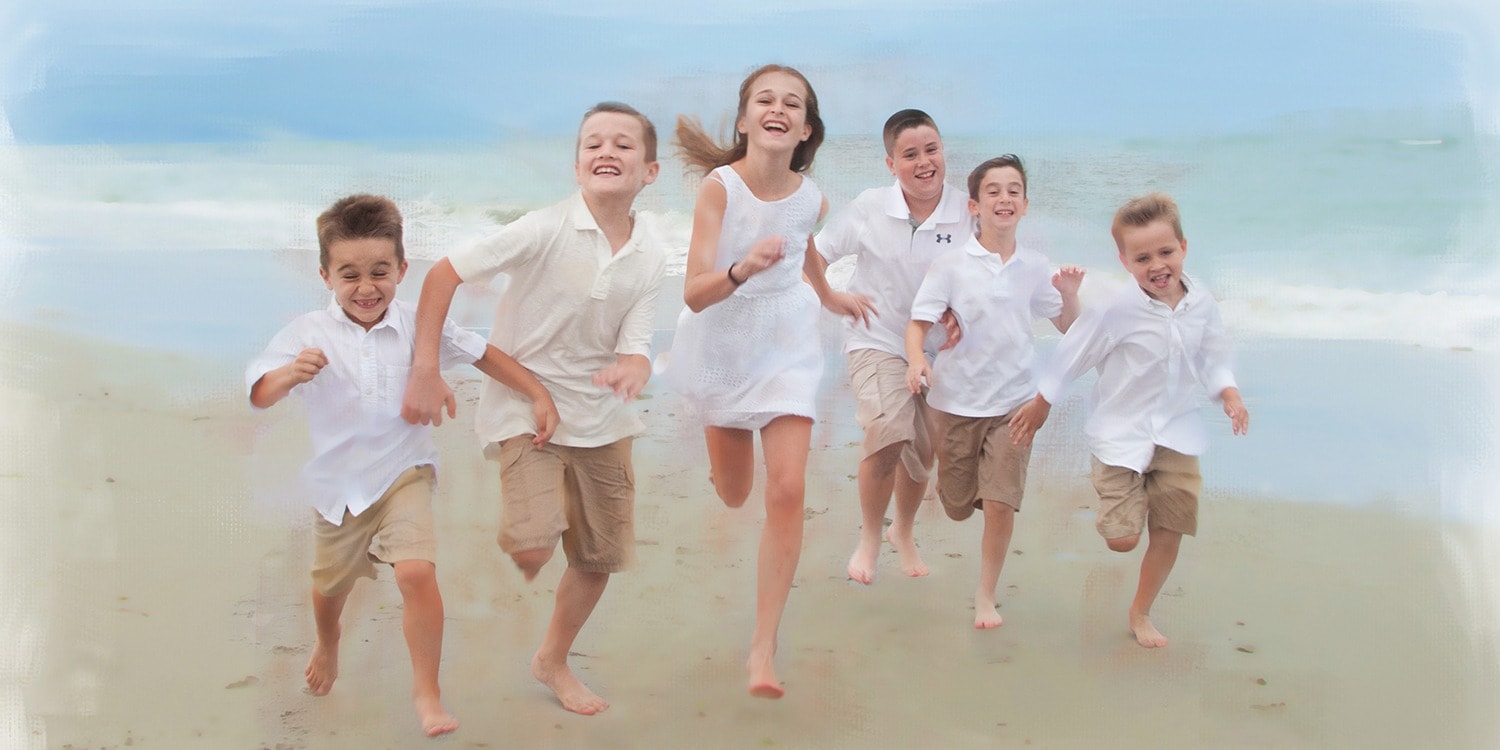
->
xmin=813 ymin=108 xmax=969 ymax=585
xmin=246 ymin=194 xmax=557 ymax=737
xmin=402 ymin=102 xmax=665 ymax=715
xmin=905 ymin=156 xmax=1083 ymax=629
xmin=1009 ymin=192 xmax=1249 ymax=648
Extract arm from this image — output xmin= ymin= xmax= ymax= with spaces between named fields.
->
xmin=249 ymin=348 xmax=327 ymax=409
xmin=803 ymin=237 xmax=876 ymax=327
xmin=472 ymin=344 xmax=559 ymax=447
xmin=402 ymin=258 xmax=463 ymax=426
xmin=904 ymin=320 xmax=934 ymax=394
xmin=1050 ymin=265 xmax=1085 ymax=333
xmin=593 ymin=354 xmax=653 ymax=402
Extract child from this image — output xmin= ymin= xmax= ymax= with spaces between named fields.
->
xmin=904 ymin=156 xmax=1083 ymax=629
xmin=401 ymin=102 xmax=665 ymax=715
xmin=1009 ymin=192 xmax=1249 ymax=648
xmin=246 ymin=194 xmax=558 ymax=737
xmin=669 ymin=64 xmax=873 ymax=698
xmin=813 ymin=108 xmax=971 ymax=585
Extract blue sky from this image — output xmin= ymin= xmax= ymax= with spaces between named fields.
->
xmin=0 ymin=0 xmax=1494 ymax=143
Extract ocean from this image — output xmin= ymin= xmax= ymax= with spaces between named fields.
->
xmin=2 ymin=126 xmax=1498 ymax=523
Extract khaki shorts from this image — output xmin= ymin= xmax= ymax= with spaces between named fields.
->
xmin=847 ymin=348 xmax=933 ymax=484
xmin=1090 ymin=447 xmax=1202 ymax=539
xmin=491 ymin=436 xmax=635 ymax=574
xmin=931 ymin=408 xmax=1031 ymax=521
xmin=311 ymin=464 xmax=437 ymax=597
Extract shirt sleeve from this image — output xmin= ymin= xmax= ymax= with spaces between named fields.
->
xmin=908 ymin=261 xmax=950 ymax=324
xmin=1030 ymin=263 xmax=1063 ymax=320
xmin=447 ymin=209 xmax=544 ymax=285
xmin=1194 ymin=298 xmax=1239 ymax=400
xmin=438 ymin=317 xmax=490 ymax=369
xmin=615 ymin=251 xmax=666 ymax=359
xmin=244 ymin=319 xmax=306 ymax=410
xmin=812 ymin=199 xmax=863 ymax=264
xmin=1036 ymin=302 xmax=1113 ymax=405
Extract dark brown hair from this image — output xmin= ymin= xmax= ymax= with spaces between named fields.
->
xmin=674 ymin=64 xmax=825 ymax=174
xmin=316 ymin=194 xmax=404 ymax=269
xmin=882 ymin=108 xmax=939 ymax=155
xmin=966 ymin=154 xmax=1027 ymax=200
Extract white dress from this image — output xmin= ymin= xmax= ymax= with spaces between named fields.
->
xmin=668 ymin=165 xmax=824 ymax=430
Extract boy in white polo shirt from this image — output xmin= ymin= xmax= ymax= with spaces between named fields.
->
xmin=401 ymin=102 xmax=665 ymax=716
xmin=814 ymin=108 xmax=970 ymax=585
xmin=247 ymin=194 xmax=558 ymax=737
xmin=1009 ymin=192 xmax=1248 ymax=649
xmin=905 ymin=156 xmax=1083 ymax=629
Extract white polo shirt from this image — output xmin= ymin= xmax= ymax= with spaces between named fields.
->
xmin=910 ymin=236 xmax=1063 ymax=418
xmin=815 ymin=181 xmax=973 ymax=358
xmin=1036 ymin=275 xmax=1238 ymax=473
xmin=448 ymin=191 xmax=666 ymax=448
xmin=245 ymin=299 xmax=488 ymax=525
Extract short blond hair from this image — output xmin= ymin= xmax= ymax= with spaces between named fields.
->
xmin=1111 ymin=192 xmax=1183 ymax=250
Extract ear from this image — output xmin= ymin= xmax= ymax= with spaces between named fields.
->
xmin=319 ymin=266 xmax=332 ymax=289
xmin=1179 ymin=237 xmax=1188 ymax=257
xmin=574 ymin=157 xmax=588 ymax=187
xmin=800 ymin=122 xmax=812 ymax=142
xmin=643 ymin=160 xmax=661 ymax=185
xmin=885 ymin=154 xmax=896 ymax=176
xmin=396 ymin=260 xmax=409 ymax=284
xmin=968 ymin=198 xmax=980 ymax=217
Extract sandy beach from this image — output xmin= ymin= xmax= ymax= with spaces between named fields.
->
xmin=5 ymin=276 xmax=1500 ymax=749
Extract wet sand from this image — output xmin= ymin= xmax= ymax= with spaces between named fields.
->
xmin=5 ymin=316 xmax=1500 ymax=749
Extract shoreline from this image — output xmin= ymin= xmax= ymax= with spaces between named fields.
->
xmin=4 ymin=315 xmax=1500 ymax=748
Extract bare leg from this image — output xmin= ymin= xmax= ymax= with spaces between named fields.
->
xmin=393 ymin=560 xmax=458 ymax=737
xmin=531 ymin=568 xmax=611 ymax=715
xmin=847 ymin=443 xmax=900 ymax=585
xmin=306 ymin=586 xmax=349 ymax=696
xmin=974 ymin=500 xmax=1015 ymax=629
xmin=885 ymin=458 xmax=929 ymax=578
xmin=1128 ymin=526 xmax=1182 ymax=648
xmin=705 ymin=426 xmax=755 ymax=508
xmin=510 ymin=546 xmax=555 ymax=583
xmin=747 ymin=416 xmax=812 ymax=698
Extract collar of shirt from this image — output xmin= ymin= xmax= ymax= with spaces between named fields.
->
xmin=959 ymin=234 xmax=1027 ymax=269
xmin=1126 ymin=272 xmax=1202 ymax=315
xmin=881 ymin=181 xmax=970 ymax=229
xmin=565 ymin=191 xmax=643 ymax=300
xmin=322 ymin=297 xmax=405 ymax=337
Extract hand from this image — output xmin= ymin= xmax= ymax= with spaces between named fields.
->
xmin=593 ymin=356 xmax=651 ymax=402
xmin=738 ymin=235 xmax=787 ymax=278
xmin=1222 ymin=388 xmax=1249 ymax=435
xmin=938 ymin=309 xmax=962 ymax=351
xmin=1008 ymin=395 xmax=1051 ymax=447
xmin=1052 ymin=265 xmax=1085 ymax=296
xmin=288 ymin=348 xmax=328 ymax=385
xmin=824 ymin=291 xmax=876 ymax=328
xmin=531 ymin=394 xmax=560 ymax=447
xmin=905 ymin=360 xmax=931 ymax=394
xmin=401 ymin=367 xmax=457 ymax=426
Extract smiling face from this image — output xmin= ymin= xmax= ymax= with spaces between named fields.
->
xmin=736 ymin=70 xmax=813 ymax=156
xmin=1117 ymin=218 xmax=1189 ymax=304
xmin=575 ymin=110 xmax=659 ymax=200
xmin=320 ymin=237 xmax=406 ymax=330
xmin=886 ymin=124 xmax=946 ymax=207
xmin=968 ymin=165 xmax=1028 ymax=238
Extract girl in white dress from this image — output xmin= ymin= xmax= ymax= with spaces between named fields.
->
xmin=671 ymin=64 xmax=872 ymax=699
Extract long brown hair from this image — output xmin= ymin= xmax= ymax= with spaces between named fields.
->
xmin=674 ymin=64 xmax=825 ymax=175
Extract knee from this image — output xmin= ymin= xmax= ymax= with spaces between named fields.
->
xmin=862 ymin=444 xmax=903 ymax=477
xmin=393 ymin=560 xmax=438 ymax=596
xmin=716 ymin=481 xmax=752 ymax=509
xmin=1105 ymin=534 xmax=1141 ymax=553
xmin=510 ymin=547 xmax=555 ymax=581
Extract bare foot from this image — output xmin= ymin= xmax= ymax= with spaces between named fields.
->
xmin=974 ymin=597 xmax=1003 ymax=630
xmin=845 ymin=538 xmax=878 ymax=585
xmin=884 ymin=525 xmax=929 ymax=577
xmin=532 ymin=653 xmax=609 ymax=715
xmin=746 ymin=648 xmax=784 ymax=699
xmin=414 ymin=694 xmax=459 ymax=737
xmin=1129 ymin=610 xmax=1168 ymax=648
xmin=304 ymin=636 xmax=339 ymax=696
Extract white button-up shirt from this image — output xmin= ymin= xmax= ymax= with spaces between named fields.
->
xmin=1036 ymin=276 xmax=1238 ymax=472
xmin=815 ymin=181 xmax=974 ymax=358
xmin=245 ymin=299 xmax=488 ymax=525
xmin=911 ymin=236 xmax=1063 ymax=417
xmin=448 ymin=191 xmax=665 ymax=448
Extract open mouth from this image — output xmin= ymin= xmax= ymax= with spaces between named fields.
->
xmin=353 ymin=298 xmax=382 ymax=310
xmin=763 ymin=120 xmax=789 ymax=133
xmin=914 ymin=168 xmax=937 ymax=180
xmin=1149 ymin=271 xmax=1172 ymax=288
xmin=593 ymin=164 xmax=621 ymax=176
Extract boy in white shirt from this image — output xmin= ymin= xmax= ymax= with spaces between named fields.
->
xmin=813 ymin=109 xmax=969 ymax=585
xmin=247 ymin=194 xmax=558 ymax=737
xmin=1009 ymin=192 xmax=1249 ymax=648
xmin=401 ymin=102 xmax=665 ymax=716
xmin=904 ymin=156 xmax=1083 ymax=629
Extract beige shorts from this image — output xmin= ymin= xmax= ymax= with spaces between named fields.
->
xmin=491 ymin=436 xmax=635 ymax=574
xmin=311 ymin=464 xmax=437 ymax=597
xmin=847 ymin=348 xmax=933 ymax=484
xmin=931 ymin=408 xmax=1032 ymax=521
xmin=1090 ymin=447 xmax=1202 ymax=539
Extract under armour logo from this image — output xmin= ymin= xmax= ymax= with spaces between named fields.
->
xmin=935 ymin=234 xmax=952 ymax=243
